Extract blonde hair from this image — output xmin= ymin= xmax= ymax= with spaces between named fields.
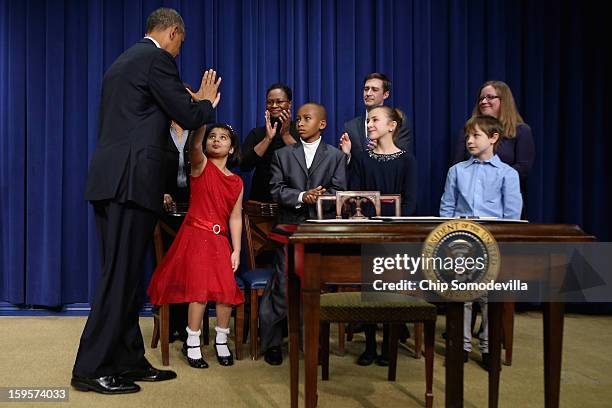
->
xmin=471 ymin=80 xmax=524 ymax=138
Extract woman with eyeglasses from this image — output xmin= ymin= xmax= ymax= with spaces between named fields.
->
xmin=449 ymin=80 xmax=534 ymax=370
xmin=452 ymin=80 xmax=535 ymax=214
xmin=240 ymin=83 xmax=300 ymax=202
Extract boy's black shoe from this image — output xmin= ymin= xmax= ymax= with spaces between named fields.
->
xmin=357 ymin=350 xmax=377 ymax=366
xmin=464 ymin=350 xmax=469 ymax=363
xmin=375 ymin=353 xmax=389 ymax=366
xmin=264 ymin=346 xmax=283 ymax=365
xmin=481 ymin=353 xmax=490 ymax=371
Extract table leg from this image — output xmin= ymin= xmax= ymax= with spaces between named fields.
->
xmin=303 ymin=290 xmax=320 ymax=406
xmin=488 ymin=302 xmax=503 ymax=408
xmin=446 ymin=302 xmax=464 ymax=408
xmin=502 ymin=301 xmax=514 ymax=365
xmin=288 ymin=244 xmax=300 ymax=408
xmin=543 ymin=302 xmax=564 ymax=408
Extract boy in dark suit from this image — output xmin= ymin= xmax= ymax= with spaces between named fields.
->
xmin=260 ymin=103 xmax=346 ymax=365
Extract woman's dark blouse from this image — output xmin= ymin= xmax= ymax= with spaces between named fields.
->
xmin=240 ymin=122 xmax=299 ymax=202
xmin=349 ymin=150 xmax=417 ymax=216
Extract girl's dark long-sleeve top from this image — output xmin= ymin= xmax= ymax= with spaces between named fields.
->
xmin=240 ymin=121 xmax=299 ymax=202
xmin=452 ymin=122 xmax=535 ymax=180
xmin=348 ymin=150 xmax=417 ymax=216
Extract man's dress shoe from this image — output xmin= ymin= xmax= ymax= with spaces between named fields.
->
xmin=71 ymin=375 xmax=140 ymax=394
xmin=119 ymin=366 xmax=177 ymax=382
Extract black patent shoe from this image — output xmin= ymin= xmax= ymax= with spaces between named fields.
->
xmin=182 ymin=342 xmax=209 ymax=369
xmin=214 ymin=342 xmax=234 ymax=366
xmin=357 ymin=350 xmax=377 ymax=366
xmin=71 ymin=375 xmax=140 ymax=394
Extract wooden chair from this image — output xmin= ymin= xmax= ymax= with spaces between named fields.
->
xmin=239 ymin=200 xmax=278 ymax=359
xmin=319 ymin=292 xmax=436 ymax=408
xmin=316 ymin=192 xmax=426 ymax=357
xmin=150 ymin=219 xmax=245 ymax=365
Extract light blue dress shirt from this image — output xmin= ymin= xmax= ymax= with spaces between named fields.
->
xmin=439 ymin=154 xmax=522 ymax=219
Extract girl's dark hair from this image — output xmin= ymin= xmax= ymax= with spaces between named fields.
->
xmin=204 ymin=123 xmax=241 ymax=168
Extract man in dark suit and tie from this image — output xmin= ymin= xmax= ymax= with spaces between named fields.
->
xmin=340 ymin=73 xmax=413 ymax=159
xmin=260 ymin=103 xmax=347 ymax=365
xmin=72 ymin=8 xmax=221 ymax=394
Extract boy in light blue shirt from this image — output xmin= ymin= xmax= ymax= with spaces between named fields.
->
xmin=440 ymin=115 xmax=522 ymax=370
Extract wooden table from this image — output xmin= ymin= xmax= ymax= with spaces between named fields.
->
xmin=284 ymin=222 xmax=594 ymax=408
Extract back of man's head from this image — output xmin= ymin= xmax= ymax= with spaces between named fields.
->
xmin=364 ymin=72 xmax=391 ymax=93
xmin=146 ymin=8 xmax=185 ymax=34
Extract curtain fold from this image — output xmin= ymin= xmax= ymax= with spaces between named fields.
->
xmin=0 ymin=0 xmax=610 ymax=306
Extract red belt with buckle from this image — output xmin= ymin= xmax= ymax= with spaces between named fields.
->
xmin=184 ymin=214 xmax=227 ymax=235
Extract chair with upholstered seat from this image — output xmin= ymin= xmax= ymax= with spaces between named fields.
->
xmin=319 ymin=291 xmax=436 ymax=408
xmin=316 ymin=192 xmax=426 ymax=357
xmin=238 ymin=200 xmax=278 ymax=359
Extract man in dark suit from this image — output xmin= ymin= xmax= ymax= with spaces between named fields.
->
xmin=260 ymin=103 xmax=347 ymax=365
xmin=340 ymin=73 xmax=413 ymax=158
xmin=72 ymin=8 xmax=221 ymax=394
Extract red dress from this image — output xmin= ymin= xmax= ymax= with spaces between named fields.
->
xmin=147 ymin=160 xmax=244 ymax=305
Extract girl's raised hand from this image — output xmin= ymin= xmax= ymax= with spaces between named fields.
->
xmin=339 ymin=132 xmax=352 ymax=156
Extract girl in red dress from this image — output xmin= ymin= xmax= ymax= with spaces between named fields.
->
xmin=148 ymin=123 xmax=244 ymax=368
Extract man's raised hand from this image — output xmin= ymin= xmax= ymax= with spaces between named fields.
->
xmin=189 ymin=69 xmax=222 ymax=108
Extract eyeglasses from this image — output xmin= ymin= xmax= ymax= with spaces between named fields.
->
xmin=266 ymin=99 xmax=289 ymax=106
xmin=479 ymin=94 xmax=500 ymax=102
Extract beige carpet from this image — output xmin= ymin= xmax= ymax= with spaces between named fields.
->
xmin=1 ymin=312 xmax=611 ymax=407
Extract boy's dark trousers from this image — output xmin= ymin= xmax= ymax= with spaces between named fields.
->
xmin=259 ymin=244 xmax=288 ymax=351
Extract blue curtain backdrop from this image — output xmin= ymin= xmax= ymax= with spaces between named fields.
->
xmin=1 ymin=0 xmax=610 ymax=307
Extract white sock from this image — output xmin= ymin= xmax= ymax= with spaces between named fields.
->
xmin=186 ymin=327 xmax=202 ymax=359
xmin=215 ymin=326 xmax=231 ymax=357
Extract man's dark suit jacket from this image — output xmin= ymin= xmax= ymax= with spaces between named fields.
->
xmin=84 ymin=38 xmax=214 ymax=213
xmin=270 ymin=140 xmax=347 ymax=224
xmin=344 ymin=112 xmax=414 ymax=155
